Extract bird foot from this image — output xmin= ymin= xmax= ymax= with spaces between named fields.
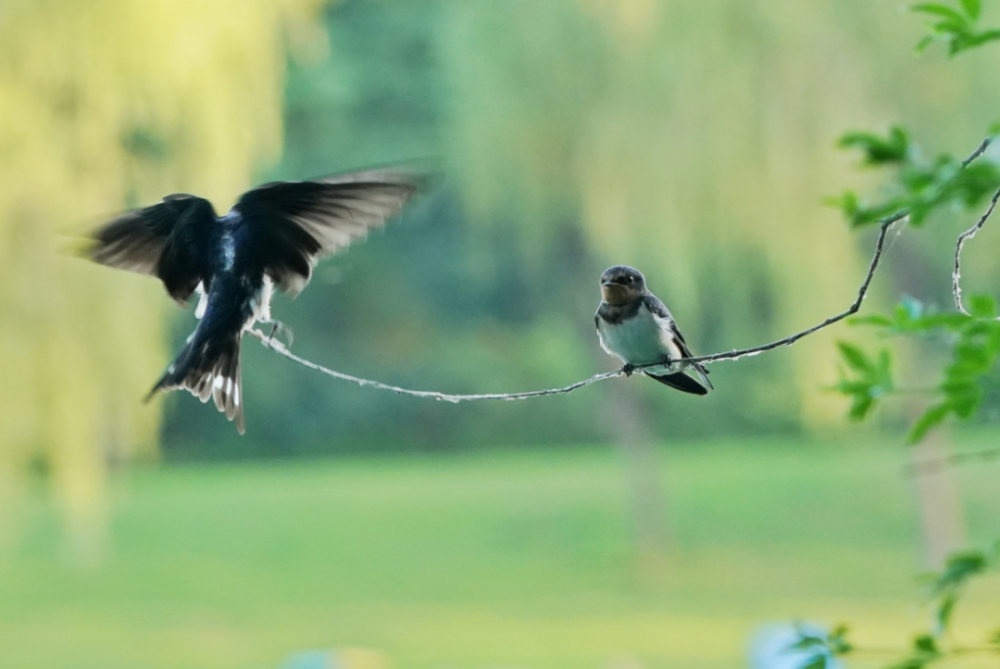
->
xmin=263 ymin=319 xmax=294 ymax=349
xmin=622 ymin=363 xmax=636 ymax=376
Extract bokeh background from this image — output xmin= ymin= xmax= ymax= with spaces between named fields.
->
xmin=1 ymin=1 xmax=999 ymax=668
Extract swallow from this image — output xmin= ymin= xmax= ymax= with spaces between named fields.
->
xmin=595 ymin=265 xmax=713 ymax=395
xmin=85 ymin=167 xmax=427 ymax=433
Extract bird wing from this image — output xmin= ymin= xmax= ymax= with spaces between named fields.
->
xmin=232 ymin=168 xmax=427 ymax=297
xmin=86 ymin=194 xmax=217 ymax=304
xmin=642 ymin=294 xmax=713 ymax=388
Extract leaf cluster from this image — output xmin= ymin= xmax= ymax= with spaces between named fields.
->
xmin=833 ymin=341 xmax=893 ymax=421
xmin=785 ymin=545 xmax=1000 ymax=669
xmin=912 ymin=0 xmax=1000 ymax=56
xmin=835 ymin=296 xmax=1000 ymax=442
xmin=785 ymin=624 xmax=852 ymax=669
xmin=829 ymin=125 xmax=1000 ymax=228
xmin=922 ymin=543 xmax=999 ymax=634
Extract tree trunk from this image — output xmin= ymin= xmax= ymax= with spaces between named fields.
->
xmin=910 ymin=428 xmax=966 ymax=568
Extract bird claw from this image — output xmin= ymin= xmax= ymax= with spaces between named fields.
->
xmin=264 ymin=320 xmax=294 ymax=349
xmin=622 ymin=363 xmax=636 ymax=376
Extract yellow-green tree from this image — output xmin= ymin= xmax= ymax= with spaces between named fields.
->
xmin=0 ymin=0 xmax=322 ymax=557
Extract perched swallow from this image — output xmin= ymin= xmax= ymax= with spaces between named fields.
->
xmin=595 ymin=265 xmax=713 ymax=395
xmin=86 ymin=167 xmax=426 ymax=433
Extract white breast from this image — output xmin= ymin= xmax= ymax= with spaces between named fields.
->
xmin=598 ymin=305 xmax=683 ymax=369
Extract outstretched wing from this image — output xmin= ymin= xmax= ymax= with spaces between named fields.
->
xmin=86 ymin=194 xmax=217 ymax=304
xmin=232 ymin=168 xmax=427 ymax=297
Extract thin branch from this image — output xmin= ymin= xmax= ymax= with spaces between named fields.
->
xmin=961 ymin=136 xmax=992 ymax=168
xmin=953 ymin=184 xmax=1000 ymax=315
xmin=682 ymin=215 xmax=899 ymax=365
xmin=251 ymin=135 xmax=995 ymax=403
xmin=906 ymin=446 xmax=1000 ymax=475
xmin=247 ymin=328 xmax=623 ymax=403
xmin=250 ymin=217 xmax=898 ymax=401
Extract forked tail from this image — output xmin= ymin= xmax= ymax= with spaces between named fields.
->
xmin=146 ymin=330 xmax=245 ymax=434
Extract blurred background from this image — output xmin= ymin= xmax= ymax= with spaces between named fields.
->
xmin=1 ymin=1 xmax=999 ymax=668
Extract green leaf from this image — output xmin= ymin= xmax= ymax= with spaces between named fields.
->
xmin=839 ymin=127 xmax=910 ymax=164
xmin=960 ymin=0 xmax=981 ymax=19
xmin=912 ymin=3 xmax=969 ymax=24
xmin=935 ymin=591 xmax=957 ymax=633
xmin=913 ymin=634 xmax=938 ymax=653
xmin=940 ymin=550 xmax=989 ymax=585
xmin=838 ymin=342 xmax=874 ymax=372
xmin=916 ymin=34 xmax=938 ymax=52
xmin=968 ymin=294 xmax=997 ymax=318
xmin=800 ymin=655 xmax=827 ymax=669
xmin=908 ymin=403 xmax=950 ymax=443
xmin=849 ymin=314 xmax=893 ymax=327
xmin=848 ymin=394 xmax=874 ymax=421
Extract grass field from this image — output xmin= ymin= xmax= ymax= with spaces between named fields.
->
xmin=1 ymin=433 xmax=998 ymax=669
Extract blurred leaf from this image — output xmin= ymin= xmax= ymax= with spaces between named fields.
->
xmin=911 ymin=0 xmax=1000 ymax=56
xmin=935 ymin=591 xmax=958 ymax=633
xmin=835 ymin=342 xmax=894 ymax=422
xmin=839 ymin=127 xmax=910 ymax=164
xmin=835 ymin=125 xmax=1000 ymax=227
xmin=912 ymin=3 xmax=969 ymax=24
xmin=850 ymin=314 xmax=893 ymax=327
xmin=800 ymin=655 xmax=828 ymax=669
xmin=960 ymin=0 xmax=981 ymax=19
xmin=913 ymin=634 xmax=938 ymax=653
xmin=968 ymin=294 xmax=998 ymax=318
xmin=909 ymin=403 xmax=950 ymax=442
xmin=838 ymin=342 xmax=875 ymax=372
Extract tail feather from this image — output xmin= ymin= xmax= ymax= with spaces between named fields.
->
xmin=147 ymin=333 xmax=246 ymax=434
xmin=646 ymin=370 xmax=710 ymax=395
xmin=691 ymin=361 xmax=713 ymax=391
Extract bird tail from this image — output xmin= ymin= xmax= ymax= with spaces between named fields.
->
xmin=146 ymin=330 xmax=245 ymax=434
xmin=646 ymin=368 xmax=711 ymax=395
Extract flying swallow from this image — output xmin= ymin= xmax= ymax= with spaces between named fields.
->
xmin=86 ymin=167 xmax=427 ymax=433
xmin=595 ymin=265 xmax=713 ymax=395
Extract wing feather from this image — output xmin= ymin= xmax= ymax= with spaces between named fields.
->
xmin=87 ymin=194 xmax=216 ymax=303
xmin=233 ymin=168 xmax=427 ymax=296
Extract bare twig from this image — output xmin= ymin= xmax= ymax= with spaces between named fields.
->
xmin=953 ymin=185 xmax=1000 ymax=315
xmin=907 ymin=446 xmax=1000 ymax=475
xmin=247 ymin=328 xmax=622 ymax=403
xmin=961 ymin=136 xmax=992 ymax=168
xmin=683 ymin=215 xmax=900 ymax=365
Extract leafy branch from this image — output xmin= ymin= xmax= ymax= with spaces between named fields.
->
xmin=784 ymin=544 xmax=1000 ymax=669
xmin=912 ymin=0 xmax=1000 ymax=56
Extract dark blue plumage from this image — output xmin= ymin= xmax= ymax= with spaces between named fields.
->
xmin=88 ymin=168 xmax=426 ymax=433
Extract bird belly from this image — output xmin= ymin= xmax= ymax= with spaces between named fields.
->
xmin=599 ymin=310 xmax=672 ymax=365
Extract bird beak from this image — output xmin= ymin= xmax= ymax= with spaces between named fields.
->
xmin=601 ymin=279 xmax=614 ymax=287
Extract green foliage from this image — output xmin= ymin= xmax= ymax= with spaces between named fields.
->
xmin=838 ymin=296 xmax=1000 ymax=442
xmin=786 ymin=624 xmax=852 ymax=669
xmin=923 ymin=543 xmax=999 ymax=632
xmin=912 ymin=0 xmax=1000 ymax=56
xmin=834 ymin=342 xmax=893 ymax=421
xmin=839 ymin=126 xmax=911 ymax=165
xmin=830 ymin=126 xmax=1000 ymax=227
xmin=788 ymin=544 xmax=1000 ymax=669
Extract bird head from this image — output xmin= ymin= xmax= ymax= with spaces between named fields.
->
xmin=600 ymin=265 xmax=646 ymax=305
